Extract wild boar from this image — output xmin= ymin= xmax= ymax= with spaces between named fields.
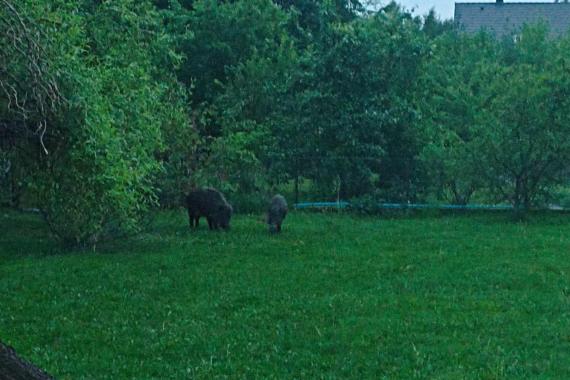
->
xmin=267 ymin=194 xmax=288 ymax=233
xmin=185 ymin=187 xmax=232 ymax=230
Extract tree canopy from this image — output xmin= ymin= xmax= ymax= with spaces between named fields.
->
xmin=2 ymin=0 xmax=570 ymax=246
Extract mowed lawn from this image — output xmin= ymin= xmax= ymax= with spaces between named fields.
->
xmin=1 ymin=210 xmax=569 ymax=379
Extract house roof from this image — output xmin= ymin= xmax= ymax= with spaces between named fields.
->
xmin=454 ymin=3 xmax=570 ymax=37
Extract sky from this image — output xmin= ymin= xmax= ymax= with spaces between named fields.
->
xmin=387 ymin=0 xmax=555 ymax=21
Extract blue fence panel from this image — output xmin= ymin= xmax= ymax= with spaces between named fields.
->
xmin=294 ymin=201 xmax=350 ymax=209
xmin=294 ymin=202 xmax=527 ymax=211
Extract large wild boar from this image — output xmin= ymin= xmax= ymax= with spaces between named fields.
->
xmin=267 ymin=194 xmax=288 ymax=233
xmin=185 ymin=188 xmax=233 ymax=230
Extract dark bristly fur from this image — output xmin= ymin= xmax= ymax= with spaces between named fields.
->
xmin=267 ymin=194 xmax=288 ymax=233
xmin=185 ymin=188 xmax=233 ymax=230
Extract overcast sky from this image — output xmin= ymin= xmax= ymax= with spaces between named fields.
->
xmin=389 ymin=0 xmax=555 ymax=21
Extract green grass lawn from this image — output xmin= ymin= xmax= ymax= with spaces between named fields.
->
xmin=1 ymin=210 xmax=569 ymax=379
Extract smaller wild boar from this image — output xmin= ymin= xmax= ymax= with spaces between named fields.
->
xmin=267 ymin=194 xmax=288 ymax=233
xmin=185 ymin=187 xmax=233 ymax=230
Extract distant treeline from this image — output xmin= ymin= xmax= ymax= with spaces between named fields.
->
xmin=2 ymin=0 xmax=570 ymax=246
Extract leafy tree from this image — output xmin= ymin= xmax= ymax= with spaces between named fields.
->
xmin=370 ymin=5 xmax=427 ymax=201
xmin=0 ymin=0 xmax=65 ymax=206
xmin=211 ymin=3 xmax=427 ymax=201
xmin=3 ymin=0 xmax=190 ymax=246
xmin=162 ymin=0 xmax=297 ymax=210
xmin=420 ymin=24 xmax=570 ymax=211
xmin=422 ymin=9 xmax=453 ymax=39
xmin=176 ymin=0 xmax=291 ymax=109
xmin=273 ymin=0 xmax=362 ymax=33
xmin=418 ymin=31 xmax=498 ymax=204
xmin=8 ymin=0 xmax=569 ymax=247
xmin=476 ymin=25 xmax=570 ymax=211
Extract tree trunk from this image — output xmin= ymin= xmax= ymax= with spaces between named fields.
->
xmin=294 ymin=175 xmax=299 ymax=205
xmin=9 ymin=170 xmax=21 ymax=209
xmin=512 ymin=177 xmax=527 ymax=219
xmin=450 ymin=181 xmax=471 ymax=206
xmin=0 ymin=342 xmax=54 ymax=380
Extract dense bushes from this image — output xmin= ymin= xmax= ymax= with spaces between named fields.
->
xmin=419 ymin=24 xmax=570 ymax=210
xmin=2 ymin=0 xmax=570 ymax=247
xmin=2 ymin=0 xmax=189 ymax=246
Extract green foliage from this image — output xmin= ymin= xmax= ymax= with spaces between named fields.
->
xmin=300 ymin=6 xmax=426 ymax=199
xmin=421 ymin=9 xmax=454 ymax=38
xmin=36 ymin=64 xmax=164 ymax=246
xmin=0 ymin=0 xmax=63 ymax=137
xmin=4 ymin=0 xmax=190 ymax=246
xmin=209 ymin=3 xmax=429 ymax=202
xmin=194 ymin=128 xmax=269 ymax=205
xmin=0 ymin=0 xmax=66 ymax=207
xmin=177 ymin=0 xmax=292 ymax=108
xmin=476 ymin=26 xmax=570 ymax=210
xmin=348 ymin=193 xmax=386 ymax=214
xmin=169 ymin=0 xmax=432 ymax=204
xmin=419 ymin=25 xmax=570 ymax=210
xmin=418 ymin=31 xmax=498 ymax=204
xmin=4 ymin=0 xmax=570 ymax=247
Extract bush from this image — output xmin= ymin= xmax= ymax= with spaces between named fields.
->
xmin=16 ymin=0 xmax=189 ymax=247
xmin=349 ymin=194 xmax=386 ymax=215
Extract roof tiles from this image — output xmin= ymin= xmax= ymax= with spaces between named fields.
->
xmin=455 ymin=3 xmax=570 ymax=36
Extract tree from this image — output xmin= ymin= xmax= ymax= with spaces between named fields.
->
xmin=422 ymin=9 xmax=453 ymax=39
xmin=355 ymin=5 xmax=426 ymax=201
xmin=0 ymin=0 xmax=65 ymax=207
xmin=418 ymin=31 xmax=498 ymax=204
xmin=4 ymin=0 xmax=190 ymax=247
xmin=420 ymin=24 xmax=570 ymax=211
xmin=476 ymin=25 xmax=570 ymax=211
xmin=215 ymin=3 xmax=428 ymax=200
xmin=169 ymin=0 xmax=296 ymax=209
